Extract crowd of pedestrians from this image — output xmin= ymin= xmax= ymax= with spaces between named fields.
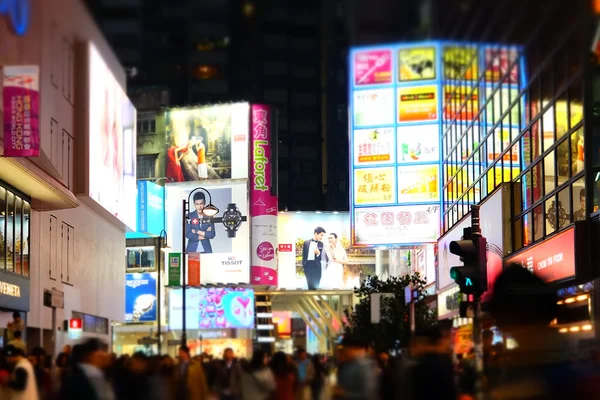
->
xmin=3 ymin=264 xmax=600 ymax=399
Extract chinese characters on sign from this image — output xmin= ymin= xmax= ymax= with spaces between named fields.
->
xmin=354 ymin=49 xmax=393 ymax=86
xmin=353 ymin=128 xmax=395 ymax=165
xmin=397 ymin=85 xmax=438 ymax=122
xmin=2 ymin=66 xmax=40 ymax=157
xmin=397 ymin=164 xmax=440 ymax=203
xmin=353 ymin=89 xmax=395 ymax=127
xmin=354 ymin=168 xmax=395 ymax=205
xmin=354 ymin=205 xmax=440 ymax=245
xmin=396 ymin=125 xmax=440 ymax=164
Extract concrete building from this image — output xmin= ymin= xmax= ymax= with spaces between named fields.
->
xmin=0 ymin=0 xmax=134 ymax=353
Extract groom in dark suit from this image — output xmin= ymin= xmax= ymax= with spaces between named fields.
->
xmin=186 ymin=191 xmax=216 ymax=253
xmin=302 ymin=227 xmax=327 ymax=290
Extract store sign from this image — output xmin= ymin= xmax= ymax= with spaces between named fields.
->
xmin=168 ymin=253 xmax=181 ymax=286
xmin=396 ymin=125 xmax=440 ymax=164
xmin=125 ymin=273 xmax=157 ymax=322
xmin=354 ymin=204 xmax=440 ymax=246
xmin=437 ymin=285 xmax=460 ymax=319
xmin=353 ymin=167 xmax=395 ymax=205
xmin=397 ymin=85 xmax=438 ymax=122
xmin=398 ymin=47 xmax=436 ymax=81
xmin=353 ymin=127 xmax=395 ymax=166
xmin=353 ymin=49 xmax=392 ymax=86
xmin=396 ymin=164 xmax=439 ymax=203
xmin=137 ymin=181 xmax=164 ymax=235
xmin=505 ymin=227 xmax=576 ymax=283
xmin=443 ymin=85 xmax=478 ymax=121
xmin=250 ymin=104 xmax=278 ymax=285
xmin=68 ymin=319 xmax=83 ymax=335
xmin=0 ymin=271 xmax=29 ymax=311
xmin=0 ymin=0 xmax=29 ymax=36
xmin=353 ymin=88 xmax=395 ymax=127
xmin=2 ymin=65 xmax=40 ymax=156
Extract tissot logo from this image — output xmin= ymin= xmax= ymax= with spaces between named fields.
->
xmin=0 ymin=0 xmax=30 ymax=36
xmin=222 ymin=256 xmax=243 ymax=266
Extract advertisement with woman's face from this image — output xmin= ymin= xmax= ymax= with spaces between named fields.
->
xmin=87 ymin=43 xmax=137 ymax=229
xmin=277 ymin=212 xmax=375 ymax=290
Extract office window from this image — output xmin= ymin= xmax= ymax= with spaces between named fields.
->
xmin=61 ymin=222 xmax=74 ymax=285
xmin=137 ymin=154 xmax=157 ymax=180
xmin=49 ymin=215 xmax=58 ymax=280
xmin=137 ymin=111 xmax=156 ymax=135
xmin=192 ymin=65 xmax=221 ymax=80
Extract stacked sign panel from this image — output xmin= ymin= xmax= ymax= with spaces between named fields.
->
xmin=350 ymin=43 xmax=442 ymax=246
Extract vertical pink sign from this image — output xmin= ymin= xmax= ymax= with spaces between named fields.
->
xmin=250 ymin=104 xmax=278 ymax=285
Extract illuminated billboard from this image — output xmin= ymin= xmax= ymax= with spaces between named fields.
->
xmin=87 ymin=42 xmax=137 ymax=230
xmin=350 ymin=41 xmax=525 ymax=246
xmin=278 ymin=212 xmax=375 ymax=290
xmin=164 ymin=103 xmax=250 ymax=182
xmin=165 ymin=181 xmax=250 ymax=284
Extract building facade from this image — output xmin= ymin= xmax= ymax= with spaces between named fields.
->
xmin=0 ymin=0 xmax=134 ymax=353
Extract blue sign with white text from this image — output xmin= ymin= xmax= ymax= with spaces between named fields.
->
xmin=125 ymin=273 xmax=157 ymax=323
xmin=137 ymin=181 xmax=165 ymax=236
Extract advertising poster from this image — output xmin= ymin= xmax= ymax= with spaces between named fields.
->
xmin=397 ymin=85 xmax=438 ymax=122
xmin=169 ymin=287 xmax=255 ymax=329
xmin=353 ymin=49 xmax=393 ymax=86
xmin=250 ymin=104 xmax=278 ymax=285
xmin=446 ymin=166 xmax=482 ymax=204
xmin=125 ymin=273 xmax=157 ymax=323
xmin=396 ymin=125 xmax=440 ymax=164
xmin=88 ymin=43 xmax=137 ymax=230
xmin=484 ymin=88 xmax=520 ymax=126
xmin=188 ymin=253 xmax=201 ymax=286
xmin=487 ymin=167 xmax=519 ymax=193
xmin=137 ymin=180 xmax=165 ymax=235
xmin=277 ymin=212 xmax=375 ymax=290
xmin=353 ymin=88 xmax=395 ymax=127
xmin=2 ymin=65 xmax=40 ymax=157
xmin=484 ymin=47 xmax=520 ymax=84
xmin=164 ymin=103 xmax=250 ymax=182
xmin=397 ymin=164 xmax=440 ymax=203
xmin=354 ymin=204 xmax=441 ymax=246
xmin=353 ymin=127 xmax=395 ymax=166
xmin=505 ymin=227 xmax=575 ymax=284
xmin=398 ymin=47 xmax=436 ymax=81
xmin=442 ymin=46 xmax=479 ymax=80
xmin=168 ymin=253 xmax=181 ymax=286
xmin=353 ymin=167 xmax=395 ymax=205
xmin=165 ymin=181 xmax=250 ymax=284
xmin=487 ymin=128 xmax=520 ymax=164
xmin=443 ymin=85 xmax=479 ymax=121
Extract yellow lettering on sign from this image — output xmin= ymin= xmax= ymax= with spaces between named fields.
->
xmin=0 ymin=281 xmax=21 ymax=298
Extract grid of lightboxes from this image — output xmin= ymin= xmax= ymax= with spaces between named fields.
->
xmin=349 ymin=42 xmax=526 ymax=246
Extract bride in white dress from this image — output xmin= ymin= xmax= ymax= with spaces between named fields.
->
xmin=323 ymin=233 xmax=348 ymax=289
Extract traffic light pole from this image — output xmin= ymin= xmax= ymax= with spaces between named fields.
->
xmin=471 ymin=205 xmax=484 ymax=400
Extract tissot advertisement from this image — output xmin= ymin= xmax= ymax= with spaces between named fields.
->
xmin=165 ymin=181 xmax=250 ymax=284
xmin=125 ymin=273 xmax=157 ymax=323
xmin=277 ymin=212 xmax=375 ymax=290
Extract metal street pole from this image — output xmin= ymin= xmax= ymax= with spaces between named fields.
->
xmin=181 ymin=199 xmax=187 ymax=347
xmin=471 ymin=205 xmax=484 ymax=400
xmin=157 ymin=235 xmax=162 ymax=355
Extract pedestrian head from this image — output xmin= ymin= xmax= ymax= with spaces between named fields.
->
xmin=270 ymin=351 xmax=289 ymax=377
xmin=12 ymin=312 xmax=21 ymax=321
xmin=13 ymin=330 xmax=22 ymax=340
xmin=249 ymin=349 xmax=268 ymax=371
xmin=178 ymin=345 xmax=191 ymax=363
xmin=223 ymin=347 xmax=234 ymax=362
xmin=80 ymin=338 xmax=109 ymax=369
xmin=3 ymin=345 xmax=23 ymax=367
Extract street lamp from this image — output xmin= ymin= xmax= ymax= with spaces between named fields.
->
xmin=156 ymin=229 xmax=169 ymax=354
xmin=180 ymin=187 xmax=247 ymax=346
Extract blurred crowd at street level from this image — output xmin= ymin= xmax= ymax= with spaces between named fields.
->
xmin=3 ymin=264 xmax=600 ymax=399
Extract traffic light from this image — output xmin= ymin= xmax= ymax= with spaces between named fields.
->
xmin=449 ymin=227 xmax=488 ymax=296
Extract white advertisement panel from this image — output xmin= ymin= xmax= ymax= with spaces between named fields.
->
xmin=352 ymin=88 xmax=395 ymax=127
xmin=165 ymin=181 xmax=250 ymax=284
xmin=353 ymin=127 xmax=395 ymax=166
xmin=396 ymin=125 xmax=440 ymax=164
xmin=354 ymin=204 xmax=440 ymax=246
xmin=278 ymin=212 xmax=375 ymax=290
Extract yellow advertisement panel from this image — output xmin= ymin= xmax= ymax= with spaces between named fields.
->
xmin=443 ymin=46 xmax=478 ymax=80
xmin=487 ymin=166 xmax=520 ymax=193
xmin=398 ymin=47 xmax=436 ymax=81
xmin=354 ymin=167 xmax=396 ymax=205
xmin=397 ymin=85 xmax=438 ymax=122
xmin=443 ymin=85 xmax=479 ymax=121
xmin=397 ymin=164 xmax=439 ymax=203
xmin=445 ymin=165 xmax=483 ymax=203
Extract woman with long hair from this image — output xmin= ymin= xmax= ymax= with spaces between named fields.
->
xmin=240 ymin=349 xmax=276 ymax=400
xmin=270 ymin=352 xmax=295 ymax=400
xmin=323 ymin=233 xmax=348 ymax=289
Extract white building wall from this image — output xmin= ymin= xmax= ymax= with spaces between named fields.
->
xmin=28 ymin=204 xmax=125 ymax=348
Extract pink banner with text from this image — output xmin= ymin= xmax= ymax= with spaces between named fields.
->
xmin=3 ymin=66 xmax=40 ymax=157
xmin=250 ymin=104 xmax=278 ymax=285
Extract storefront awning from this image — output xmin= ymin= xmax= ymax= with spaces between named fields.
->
xmin=0 ymin=155 xmax=79 ymax=211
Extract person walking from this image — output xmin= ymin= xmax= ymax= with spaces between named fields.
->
xmin=239 ymin=349 xmax=275 ymax=400
xmin=173 ymin=346 xmax=209 ymax=400
xmin=0 ymin=345 xmax=39 ymax=400
xmin=270 ymin=352 xmax=295 ymax=400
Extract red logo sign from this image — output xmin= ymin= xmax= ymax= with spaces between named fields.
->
xmin=192 ymin=218 xmax=199 ymax=225
xmin=69 ymin=318 xmax=83 ymax=332
xmin=278 ymin=244 xmax=292 ymax=253
xmin=234 ymin=134 xmax=246 ymax=142
xmin=506 ymin=227 xmax=576 ymax=283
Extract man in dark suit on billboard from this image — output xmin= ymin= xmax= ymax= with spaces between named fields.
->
xmin=186 ymin=192 xmax=216 ymax=253
xmin=302 ymin=227 xmax=327 ymax=290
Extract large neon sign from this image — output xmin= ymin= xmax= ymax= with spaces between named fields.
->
xmin=0 ymin=0 xmax=29 ymax=36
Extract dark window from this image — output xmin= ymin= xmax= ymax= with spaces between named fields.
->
xmin=137 ymin=155 xmax=158 ymax=179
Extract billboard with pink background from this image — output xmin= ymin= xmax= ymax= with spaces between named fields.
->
xmin=250 ymin=104 xmax=278 ymax=285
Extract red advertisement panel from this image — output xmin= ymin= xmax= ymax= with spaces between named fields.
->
xmin=505 ymin=227 xmax=575 ymax=283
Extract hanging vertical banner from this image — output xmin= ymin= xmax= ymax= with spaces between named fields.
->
xmin=187 ymin=252 xmax=201 ymax=286
xmin=250 ymin=104 xmax=278 ymax=285
xmin=3 ymin=66 xmax=40 ymax=157
xmin=168 ymin=253 xmax=181 ymax=286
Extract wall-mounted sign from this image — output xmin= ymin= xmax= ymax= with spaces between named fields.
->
xmin=354 ymin=204 xmax=440 ymax=246
xmin=125 ymin=273 xmax=157 ymax=323
xmin=353 ymin=127 xmax=395 ymax=166
xmin=0 ymin=271 xmax=30 ymax=311
xmin=68 ymin=318 xmax=83 ymax=339
xmin=353 ymin=49 xmax=393 ymax=86
xmin=137 ymin=181 xmax=164 ymax=235
xmin=442 ymin=46 xmax=478 ymax=80
xmin=353 ymin=88 xmax=395 ymax=127
xmin=168 ymin=253 xmax=182 ymax=286
xmin=353 ymin=167 xmax=396 ymax=205
xmin=505 ymin=227 xmax=576 ymax=283
xmin=396 ymin=164 xmax=440 ymax=203
xmin=443 ymin=85 xmax=479 ymax=122
xmin=396 ymin=125 xmax=440 ymax=164
xmin=398 ymin=47 xmax=436 ymax=81
xmin=397 ymin=85 xmax=438 ymax=122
